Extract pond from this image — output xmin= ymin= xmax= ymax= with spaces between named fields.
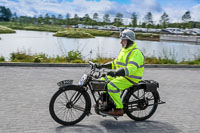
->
xmin=0 ymin=30 xmax=200 ymax=62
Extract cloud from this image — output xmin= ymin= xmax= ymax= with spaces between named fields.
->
xmin=191 ymin=4 xmax=200 ymax=21
xmin=0 ymin=0 xmax=199 ymax=24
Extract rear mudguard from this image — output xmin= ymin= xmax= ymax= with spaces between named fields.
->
xmin=122 ymin=87 xmax=160 ymax=111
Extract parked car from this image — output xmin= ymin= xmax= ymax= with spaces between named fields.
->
xmin=164 ymin=28 xmax=184 ymax=34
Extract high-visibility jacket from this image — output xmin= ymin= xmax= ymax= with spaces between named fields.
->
xmin=112 ymin=42 xmax=145 ymax=84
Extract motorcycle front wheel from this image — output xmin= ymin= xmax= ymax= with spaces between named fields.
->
xmin=49 ymin=86 xmax=91 ymax=126
xmin=125 ymin=88 xmax=159 ymax=121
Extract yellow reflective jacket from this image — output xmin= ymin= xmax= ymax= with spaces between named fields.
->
xmin=112 ymin=42 xmax=145 ymax=84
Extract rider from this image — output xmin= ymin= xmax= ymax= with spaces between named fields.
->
xmin=97 ymin=29 xmax=145 ymax=116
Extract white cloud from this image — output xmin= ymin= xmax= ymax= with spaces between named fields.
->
xmin=191 ymin=4 xmax=200 ymax=21
xmin=0 ymin=0 xmax=199 ymax=24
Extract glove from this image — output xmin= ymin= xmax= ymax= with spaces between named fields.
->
xmin=107 ymin=71 xmax=117 ymax=77
xmin=107 ymin=68 xmax=125 ymax=77
xmin=95 ymin=63 xmax=102 ymax=69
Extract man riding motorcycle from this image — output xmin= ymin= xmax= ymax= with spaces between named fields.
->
xmin=97 ymin=29 xmax=145 ymax=116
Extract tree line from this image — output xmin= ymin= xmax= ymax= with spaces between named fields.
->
xmin=0 ymin=5 xmax=200 ymax=29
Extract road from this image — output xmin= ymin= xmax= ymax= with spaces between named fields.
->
xmin=0 ymin=67 xmax=200 ymax=133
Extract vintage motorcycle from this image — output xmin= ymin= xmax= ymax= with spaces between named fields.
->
xmin=49 ymin=61 xmax=165 ymax=126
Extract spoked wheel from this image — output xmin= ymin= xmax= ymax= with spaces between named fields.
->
xmin=125 ymin=88 xmax=159 ymax=121
xmin=49 ymin=86 xmax=91 ymax=126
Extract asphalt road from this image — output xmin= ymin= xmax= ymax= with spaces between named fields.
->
xmin=0 ymin=67 xmax=200 ymax=133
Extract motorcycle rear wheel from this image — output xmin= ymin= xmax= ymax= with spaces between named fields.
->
xmin=125 ymin=88 xmax=159 ymax=121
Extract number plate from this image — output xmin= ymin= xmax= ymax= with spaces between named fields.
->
xmin=57 ymin=80 xmax=73 ymax=87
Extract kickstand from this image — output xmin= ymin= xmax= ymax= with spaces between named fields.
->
xmin=114 ymin=117 xmax=118 ymax=120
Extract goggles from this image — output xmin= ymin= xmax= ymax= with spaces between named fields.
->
xmin=120 ymin=32 xmax=127 ymax=39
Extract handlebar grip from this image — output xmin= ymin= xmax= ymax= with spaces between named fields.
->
xmin=89 ymin=61 xmax=96 ymax=68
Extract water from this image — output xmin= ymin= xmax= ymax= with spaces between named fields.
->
xmin=0 ymin=30 xmax=200 ymax=62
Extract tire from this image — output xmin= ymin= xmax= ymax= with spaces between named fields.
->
xmin=125 ymin=88 xmax=159 ymax=121
xmin=49 ymin=85 xmax=91 ymax=126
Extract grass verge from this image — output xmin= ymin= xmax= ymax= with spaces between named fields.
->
xmin=1 ymin=50 xmax=200 ymax=65
xmin=0 ymin=25 xmax=16 ymax=34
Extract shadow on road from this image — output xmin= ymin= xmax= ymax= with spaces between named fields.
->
xmin=55 ymin=120 xmax=182 ymax=133
xmin=100 ymin=120 xmax=182 ymax=133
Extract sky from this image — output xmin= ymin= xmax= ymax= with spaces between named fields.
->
xmin=0 ymin=0 xmax=200 ymax=24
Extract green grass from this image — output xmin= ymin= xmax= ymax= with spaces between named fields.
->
xmin=180 ymin=58 xmax=200 ymax=65
xmin=0 ymin=25 xmax=16 ymax=34
xmin=53 ymin=30 xmax=94 ymax=38
xmin=135 ymin=33 xmax=160 ymax=41
xmin=145 ymin=57 xmax=177 ymax=64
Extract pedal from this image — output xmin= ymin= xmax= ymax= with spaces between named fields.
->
xmin=99 ymin=111 xmax=120 ymax=120
xmin=114 ymin=117 xmax=118 ymax=120
xmin=158 ymin=100 xmax=166 ymax=104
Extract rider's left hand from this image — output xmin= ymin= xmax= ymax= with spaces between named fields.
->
xmin=107 ymin=71 xmax=116 ymax=77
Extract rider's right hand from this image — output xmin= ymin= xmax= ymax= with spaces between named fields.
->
xmin=95 ymin=63 xmax=102 ymax=69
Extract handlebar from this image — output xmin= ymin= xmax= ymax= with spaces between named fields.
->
xmin=89 ymin=61 xmax=96 ymax=69
xmin=88 ymin=61 xmax=101 ymax=78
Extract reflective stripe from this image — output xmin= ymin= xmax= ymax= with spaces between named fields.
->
xmin=139 ymin=64 xmax=144 ymax=68
xmin=112 ymin=61 xmax=116 ymax=69
xmin=108 ymin=82 xmax=120 ymax=93
xmin=141 ymin=51 xmax=145 ymax=60
xmin=116 ymin=61 xmax=126 ymax=66
xmin=124 ymin=77 xmax=137 ymax=85
xmin=124 ymin=67 xmax=129 ymax=76
xmin=126 ymin=48 xmax=137 ymax=65
xmin=128 ymin=75 xmax=142 ymax=79
xmin=128 ymin=61 xmax=139 ymax=68
xmin=105 ymin=76 xmax=109 ymax=81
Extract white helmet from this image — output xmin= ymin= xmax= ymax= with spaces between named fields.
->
xmin=120 ymin=29 xmax=135 ymax=41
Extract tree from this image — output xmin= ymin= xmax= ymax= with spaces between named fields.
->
xmin=114 ymin=13 xmax=123 ymax=26
xmin=74 ymin=14 xmax=79 ymax=19
xmin=11 ymin=12 xmax=18 ymax=22
xmin=160 ymin=12 xmax=169 ymax=28
xmin=83 ymin=14 xmax=90 ymax=23
xmin=57 ymin=14 xmax=63 ymax=20
xmin=131 ymin=12 xmax=137 ymax=27
xmin=50 ymin=14 xmax=56 ymax=24
xmin=38 ymin=15 xmax=44 ymax=24
xmin=44 ymin=13 xmax=50 ymax=24
xmin=144 ymin=12 xmax=153 ymax=25
xmin=66 ymin=13 xmax=70 ymax=20
xmin=0 ymin=6 xmax=12 ymax=21
xmin=84 ymin=14 xmax=90 ymax=18
xmin=182 ymin=11 xmax=191 ymax=22
xmin=93 ymin=13 xmax=98 ymax=20
xmin=103 ymin=13 xmax=110 ymax=23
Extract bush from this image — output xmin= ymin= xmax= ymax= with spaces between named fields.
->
xmin=10 ymin=51 xmax=33 ymax=62
xmin=66 ymin=50 xmax=83 ymax=62
xmin=33 ymin=57 xmax=42 ymax=63
xmin=0 ymin=56 xmax=5 ymax=62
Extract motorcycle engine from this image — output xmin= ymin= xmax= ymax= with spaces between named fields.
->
xmin=95 ymin=93 xmax=115 ymax=114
